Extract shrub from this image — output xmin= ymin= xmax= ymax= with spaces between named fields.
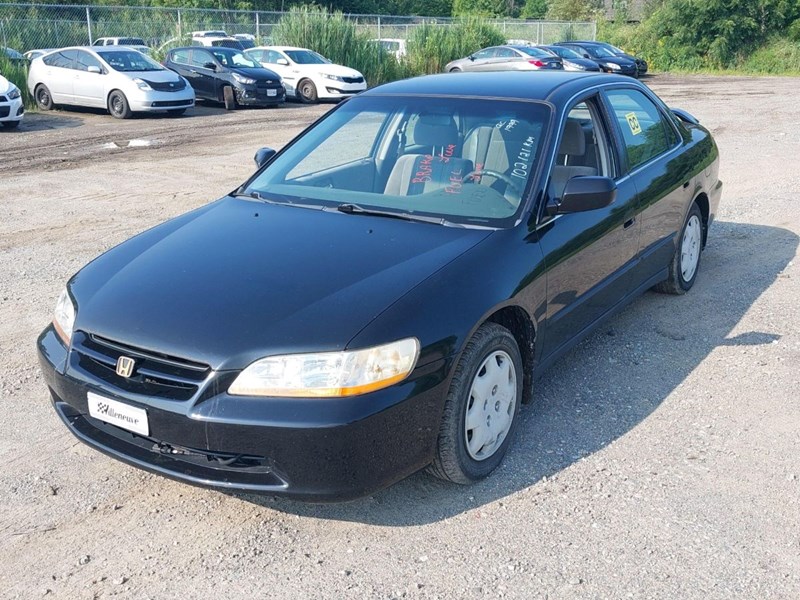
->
xmin=405 ymin=16 xmax=505 ymax=74
xmin=740 ymin=37 xmax=800 ymax=75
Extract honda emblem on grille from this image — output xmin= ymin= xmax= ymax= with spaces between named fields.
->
xmin=116 ymin=356 xmax=135 ymax=378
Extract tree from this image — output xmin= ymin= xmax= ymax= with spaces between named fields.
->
xmin=521 ymin=0 xmax=548 ymax=18
xmin=452 ymin=0 xmax=508 ymax=16
xmin=547 ymin=0 xmax=601 ymax=20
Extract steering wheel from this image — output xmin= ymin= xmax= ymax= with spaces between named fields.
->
xmin=462 ymin=169 xmax=523 ymax=207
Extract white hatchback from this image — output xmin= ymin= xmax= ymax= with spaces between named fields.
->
xmin=27 ymin=46 xmax=195 ymax=119
xmin=244 ymin=46 xmax=366 ymax=103
xmin=0 ymin=73 xmax=24 ymax=129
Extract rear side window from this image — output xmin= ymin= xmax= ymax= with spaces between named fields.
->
xmin=171 ymin=49 xmax=191 ymax=65
xmin=606 ymin=89 xmax=675 ymax=170
xmin=43 ymin=50 xmax=77 ymax=69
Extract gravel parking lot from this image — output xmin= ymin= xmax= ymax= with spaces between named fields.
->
xmin=1 ymin=76 xmax=798 ymax=599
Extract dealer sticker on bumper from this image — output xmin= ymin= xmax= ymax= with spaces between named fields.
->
xmin=87 ymin=392 xmax=149 ymax=436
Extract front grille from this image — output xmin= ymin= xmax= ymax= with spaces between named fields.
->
xmin=255 ymin=81 xmax=282 ymax=89
xmin=142 ymin=78 xmax=186 ymax=92
xmin=0 ymin=107 xmax=9 ymax=118
xmin=341 ymin=76 xmax=364 ymax=84
xmin=151 ymin=100 xmax=193 ymax=107
xmin=71 ymin=331 xmax=211 ymax=401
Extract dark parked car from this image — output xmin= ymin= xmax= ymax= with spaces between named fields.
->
xmin=538 ymin=45 xmax=601 ymax=72
xmin=445 ymin=45 xmax=563 ymax=72
xmin=554 ymin=42 xmax=638 ymax=77
xmin=163 ymin=46 xmax=284 ymax=108
xmin=38 ymin=72 xmax=721 ymax=501
xmin=570 ymin=40 xmax=648 ymax=75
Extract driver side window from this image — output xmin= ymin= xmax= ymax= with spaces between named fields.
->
xmin=549 ymin=98 xmax=613 ymax=200
xmin=473 ymin=48 xmax=497 ymax=60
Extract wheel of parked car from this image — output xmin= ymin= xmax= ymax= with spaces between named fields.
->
xmin=35 ymin=84 xmax=54 ymax=111
xmin=656 ymin=202 xmax=705 ymax=295
xmin=108 ymin=90 xmax=132 ymax=119
xmin=428 ymin=322 xmax=523 ymax=484
xmin=223 ymin=86 xmax=236 ymax=110
xmin=449 ymin=67 xmax=462 ymax=72
xmin=298 ymin=79 xmax=318 ymax=104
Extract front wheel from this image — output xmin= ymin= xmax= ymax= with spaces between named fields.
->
xmin=655 ymin=202 xmax=704 ymax=294
xmin=449 ymin=67 xmax=462 ymax=73
xmin=297 ymin=79 xmax=318 ymax=104
xmin=428 ymin=323 xmax=523 ymax=484
xmin=108 ymin=90 xmax=132 ymax=119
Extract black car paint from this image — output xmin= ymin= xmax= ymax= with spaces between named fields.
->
xmin=554 ymin=43 xmax=638 ymax=77
xmin=163 ymin=47 xmax=285 ymax=106
xmin=37 ymin=72 xmax=721 ymax=500
xmin=570 ymin=41 xmax=648 ymax=75
xmin=538 ymin=45 xmax=601 ymax=72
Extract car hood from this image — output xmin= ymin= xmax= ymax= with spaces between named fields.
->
xmin=231 ymin=66 xmax=281 ymax=81
xmin=118 ymin=69 xmax=183 ymax=83
xmin=600 ymin=56 xmax=636 ymax=67
xmin=299 ymin=63 xmax=363 ymax=79
xmin=564 ymin=58 xmax=600 ymax=69
xmin=0 ymin=75 xmax=13 ymax=95
xmin=71 ymin=197 xmax=491 ymax=371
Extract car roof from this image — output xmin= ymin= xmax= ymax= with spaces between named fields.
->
xmin=264 ymin=46 xmax=311 ymax=52
xmin=364 ymin=71 xmax=633 ymax=103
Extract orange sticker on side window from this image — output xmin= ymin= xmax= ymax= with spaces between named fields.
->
xmin=626 ymin=112 xmax=642 ymax=135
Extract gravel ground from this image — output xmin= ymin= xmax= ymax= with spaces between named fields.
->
xmin=1 ymin=76 xmax=798 ymax=599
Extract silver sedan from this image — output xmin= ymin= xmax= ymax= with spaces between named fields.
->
xmin=445 ymin=45 xmax=563 ymax=73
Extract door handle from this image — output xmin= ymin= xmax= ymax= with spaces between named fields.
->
xmin=682 ymin=181 xmax=690 ymax=188
xmin=624 ymin=217 xmax=636 ymax=229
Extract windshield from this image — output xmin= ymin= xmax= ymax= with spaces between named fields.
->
xmin=585 ymin=45 xmax=615 ymax=58
xmin=548 ymin=46 xmax=580 ymax=59
xmin=210 ymin=48 xmax=259 ymax=68
xmin=285 ymin=50 xmax=329 ymax=64
xmin=118 ymin=38 xmax=146 ymax=46
xmin=516 ymin=46 xmax=551 ymax=58
xmin=243 ymin=95 xmax=550 ymax=228
xmin=99 ymin=50 xmax=163 ymax=72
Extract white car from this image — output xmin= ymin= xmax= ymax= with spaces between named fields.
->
xmin=28 ymin=46 xmax=194 ymax=119
xmin=93 ymin=37 xmax=150 ymax=54
xmin=191 ymin=31 xmax=244 ymax=50
xmin=244 ymin=46 xmax=366 ymax=103
xmin=0 ymin=73 xmax=24 ymax=129
xmin=371 ymin=38 xmax=406 ymax=61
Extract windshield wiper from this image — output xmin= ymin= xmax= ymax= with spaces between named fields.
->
xmin=231 ymin=191 xmax=324 ymax=210
xmin=335 ymin=203 xmax=457 ymax=226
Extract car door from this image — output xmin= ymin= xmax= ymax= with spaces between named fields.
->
xmin=537 ymin=94 xmax=641 ymax=360
xmin=167 ymin=48 xmax=194 ymax=87
xmin=603 ymin=87 xmax=694 ymax=281
xmin=467 ymin=47 xmax=499 ymax=71
xmin=188 ymin=48 xmax=219 ymax=99
xmin=41 ymin=49 xmax=78 ymax=103
xmin=262 ymin=50 xmax=295 ymax=95
xmin=72 ymin=50 xmax=106 ymax=108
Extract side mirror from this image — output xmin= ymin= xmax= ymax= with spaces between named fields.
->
xmin=276 ymin=58 xmax=289 ymax=66
xmin=468 ymin=55 xmax=475 ymax=61
xmin=671 ymin=107 xmax=699 ymax=125
xmin=203 ymin=62 xmax=217 ymax=70
xmin=583 ymin=53 xmax=591 ymax=59
xmin=87 ymin=65 xmax=102 ymax=74
xmin=254 ymin=147 xmax=276 ymax=168
xmin=549 ymin=176 xmax=616 ymax=215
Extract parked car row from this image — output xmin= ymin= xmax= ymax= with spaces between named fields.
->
xmin=446 ymin=40 xmax=647 ymax=77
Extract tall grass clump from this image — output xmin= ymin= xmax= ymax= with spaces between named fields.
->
xmin=406 ymin=17 xmax=505 ymax=74
xmin=272 ymin=6 xmax=408 ymax=87
xmin=740 ymin=38 xmax=800 ymax=75
xmin=0 ymin=57 xmax=34 ymax=109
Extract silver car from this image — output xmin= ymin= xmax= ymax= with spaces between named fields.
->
xmin=445 ymin=45 xmax=563 ymax=73
xmin=27 ymin=46 xmax=195 ymax=119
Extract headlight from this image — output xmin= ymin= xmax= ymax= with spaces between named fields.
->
xmin=132 ymin=78 xmax=152 ymax=91
xmin=228 ymin=338 xmax=420 ymax=397
xmin=53 ymin=288 xmax=76 ymax=344
xmin=232 ymin=73 xmax=256 ymax=85
xmin=608 ymin=63 xmax=621 ymax=70
xmin=8 ymin=86 xmax=21 ymax=100
xmin=320 ymin=73 xmax=344 ymax=82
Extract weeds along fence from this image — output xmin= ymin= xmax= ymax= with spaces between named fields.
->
xmin=0 ymin=3 xmax=596 ymax=54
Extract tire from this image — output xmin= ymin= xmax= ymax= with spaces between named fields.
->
xmin=449 ymin=67 xmax=462 ymax=73
xmin=297 ymin=78 xmax=318 ymax=104
xmin=2 ymin=121 xmax=20 ymax=129
xmin=35 ymin=84 xmax=54 ymax=111
xmin=223 ymin=86 xmax=236 ymax=110
xmin=108 ymin=90 xmax=132 ymax=119
xmin=428 ymin=323 xmax=523 ymax=484
xmin=655 ymin=202 xmax=704 ymax=294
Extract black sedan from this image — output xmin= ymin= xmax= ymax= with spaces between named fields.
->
xmin=571 ymin=40 xmax=648 ymax=75
xmin=538 ymin=45 xmax=601 ymax=72
xmin=554 ymin=42 xmax=638 ymax=76
xmin=37 ymin=72 xmax=721 ymax=501
xmin=163 ymin=46 xmax=284 ymax=108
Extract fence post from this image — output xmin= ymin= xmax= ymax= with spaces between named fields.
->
xmin=86 ymin=6 xmax=93 ymax=44
xmin=256 ymin=12 xmax=260 ymax=38
xmin=177 ymin=9 xmax=182 ymax=39
xmin=377 ymin=15 xmax=381 ymax=40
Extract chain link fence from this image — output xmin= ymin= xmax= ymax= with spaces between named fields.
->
xmin=0 ymin=3 xmax=596 ymax=55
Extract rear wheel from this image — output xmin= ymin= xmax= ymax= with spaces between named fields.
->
xmin=297 ymin=78 xmax=318 ymax=104
xmin=428 ymin=323 xmax=523 ymax=484
xmin=108 ymin=90 xmax=132 ymax=119
xmin=449 ymin=67 xmax=462 ymax=72
xmin=35 ymin=84 xmax=54 ymax=111
xmin=655 ymin=202 xmax=704 ymax=294
xmin=2 ymin=121 xmax=20 ymax=129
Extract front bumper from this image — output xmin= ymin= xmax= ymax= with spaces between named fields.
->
xmin=37 ymin=326 xmax=449 ymax=501
xmin=234 ymin=83 xmax=285 ymax=106
xmin=0 ymin=96 xmax=24 ymax=122
xmin=129 ymin=89 xmax=195 ymax=113
xmin=316 ymin=81 xmax=366 ymax=100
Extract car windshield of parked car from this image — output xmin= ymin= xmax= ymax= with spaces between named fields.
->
xmin=285 ymin=50 xmax=329 ymax=64
xmin=118 ymin=38 xmax=146 ymax=46
xmin=210 ymin=48 xmax=259 ymax=68
xmin=585 ymin=46 xmax=615 ymax=58
xmin=549 ymin=46 xmax=580 ymax=59
xmin=516 ymin=46 xmax=551 ymax=58
xmin=243 ymin=95 xmax=550 ymax=228
xmin=99 ymin=50 xmax=163 ymax=72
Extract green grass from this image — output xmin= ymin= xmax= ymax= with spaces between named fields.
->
xmin=0 ymin=57 xmax=34 ymax=110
